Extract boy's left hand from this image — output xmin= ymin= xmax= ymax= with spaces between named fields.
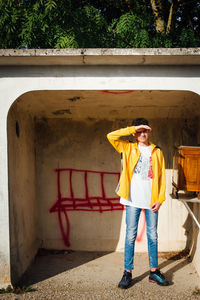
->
xmin=150 ymin=201 xmax=161 ymax=213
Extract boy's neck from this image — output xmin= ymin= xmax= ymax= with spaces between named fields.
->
xmin=138 ymin=141 xmax=150 ymax=146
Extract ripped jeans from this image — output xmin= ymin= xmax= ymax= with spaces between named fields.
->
xmin=124 ymin=206 xmax=158 ymax=270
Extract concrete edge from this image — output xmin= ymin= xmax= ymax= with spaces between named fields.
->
xmin=0 ymin=48 xmax=200 ymax=65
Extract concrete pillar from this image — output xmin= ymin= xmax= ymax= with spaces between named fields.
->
xmin=0 ymin=109 xmax=11 ymax=287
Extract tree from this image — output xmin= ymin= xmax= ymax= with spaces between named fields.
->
xmin=0 ymin=0 xmax=199 ymax=48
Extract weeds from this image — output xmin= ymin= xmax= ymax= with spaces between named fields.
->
xmin=0 ymin=285 xmax=35 ymax=294
xmin=193 ymin=287 xmax=200 ymax=296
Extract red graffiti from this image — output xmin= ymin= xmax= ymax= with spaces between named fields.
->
xmin=136 ymin=209 xmax=146 ymax=242
xmin=49 ymin=168 xmax=146 ymax=247
xmin=101 ymin=90 xmax=135 ymax=94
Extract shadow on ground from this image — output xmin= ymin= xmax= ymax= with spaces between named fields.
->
xmin=18 ymin=249 xmax=191 ymax=288
xmin=131 ymin=250 xmax=191 ymax=288
xmin=18 ymin=249 xmax=112 ymax=286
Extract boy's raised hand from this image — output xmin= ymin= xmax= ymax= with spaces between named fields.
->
xmin=134 ymin=125 xmax=152 ymax=132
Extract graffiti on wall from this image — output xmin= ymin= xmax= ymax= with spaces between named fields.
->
xmin=49 ymin=168 xmax=146 ymax=247
xmin=100 ymin=90 xmax=135 ymax=94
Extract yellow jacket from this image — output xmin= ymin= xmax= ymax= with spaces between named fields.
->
xmin=107 ymin=126 xmax=166 ymax=206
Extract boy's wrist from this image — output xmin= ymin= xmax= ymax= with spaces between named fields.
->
xmin=128 ymin=126 xmax=136 ymax=135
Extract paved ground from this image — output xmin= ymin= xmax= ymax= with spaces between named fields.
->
xmin=0 ymin=250 xmax=200 ymax=300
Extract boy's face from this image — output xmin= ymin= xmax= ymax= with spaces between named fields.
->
xmin=134 ymin=129 xmax=150 ymax=144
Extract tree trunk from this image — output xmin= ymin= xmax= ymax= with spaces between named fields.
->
xmin=166 ymin=2 xmax=173 ymax=33
xmin=150 ymin=0 xmax=165 ymax=34
xmin=166 ymin=0 xmax=182 ymax=34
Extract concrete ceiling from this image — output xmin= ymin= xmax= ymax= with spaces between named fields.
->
xmin=13 ymin=90 xmax=200 ymax=120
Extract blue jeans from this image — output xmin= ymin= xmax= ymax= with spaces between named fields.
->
xmin=124 ymin=206 xmax=158 ymax=270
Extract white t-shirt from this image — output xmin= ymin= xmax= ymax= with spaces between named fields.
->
xmin=120 ymin=144 xmax=153 ymax=209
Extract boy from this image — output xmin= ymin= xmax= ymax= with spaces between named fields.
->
xmin=107 ymin=118 xmax=169 ymax=289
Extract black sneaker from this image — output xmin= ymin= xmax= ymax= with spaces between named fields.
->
xmin=149 ymin=269 xmax=169 ymax=286
xmin=118 ymin=270 xmax=132 ymax=289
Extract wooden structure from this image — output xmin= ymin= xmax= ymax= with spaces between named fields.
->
xmin=172 ymin=146 xmax=200 ymax=198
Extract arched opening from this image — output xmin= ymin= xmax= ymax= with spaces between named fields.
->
xmin=7 ymin=89 xmax=200 ymax=284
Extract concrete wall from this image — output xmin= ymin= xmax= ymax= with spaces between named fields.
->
xmin=191 ymin=202 xmax=200 ymax=276
xmin=7 ymin=103 xmax=39 ymax=285
xmin=190 ymin=118 xmax=200 ymax=276
xmin=35 ymin=116 xmax=198 ymax=252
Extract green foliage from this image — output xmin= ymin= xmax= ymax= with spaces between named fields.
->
xmin=178 ymin=28 xmax=200 ymax=47
xmin=113 ymin=13 xmax=151 ymax=47
xmin=0 ymin=0 xmax=199 ymax=48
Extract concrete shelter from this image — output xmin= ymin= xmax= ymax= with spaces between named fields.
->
xmin=0 ymin=48 xmax=200 ymax=287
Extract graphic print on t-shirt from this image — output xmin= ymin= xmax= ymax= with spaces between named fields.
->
xmin=134 ymin=151 xmax=152 ymax=180
xmin=120 ymin=145 xmax=152 ymax=208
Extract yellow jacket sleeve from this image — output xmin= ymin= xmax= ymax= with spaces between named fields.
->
xmin=107 ymin=126 xmax=136 ymax=153
xmin=158 ymin=150 xmax=166 ymax=204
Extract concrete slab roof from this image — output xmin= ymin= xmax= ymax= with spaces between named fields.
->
xmin=0 ymin=48 xmax=200 ymax=66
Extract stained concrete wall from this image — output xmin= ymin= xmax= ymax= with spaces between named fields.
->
xmin=7 ymin=103 xmax=38 ymax=285
xmin=35 ymin=116 xmax=198 ymax=252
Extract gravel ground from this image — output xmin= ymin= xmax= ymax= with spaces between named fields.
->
xmin=0 ymin=251 xmax=199 ymax=300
